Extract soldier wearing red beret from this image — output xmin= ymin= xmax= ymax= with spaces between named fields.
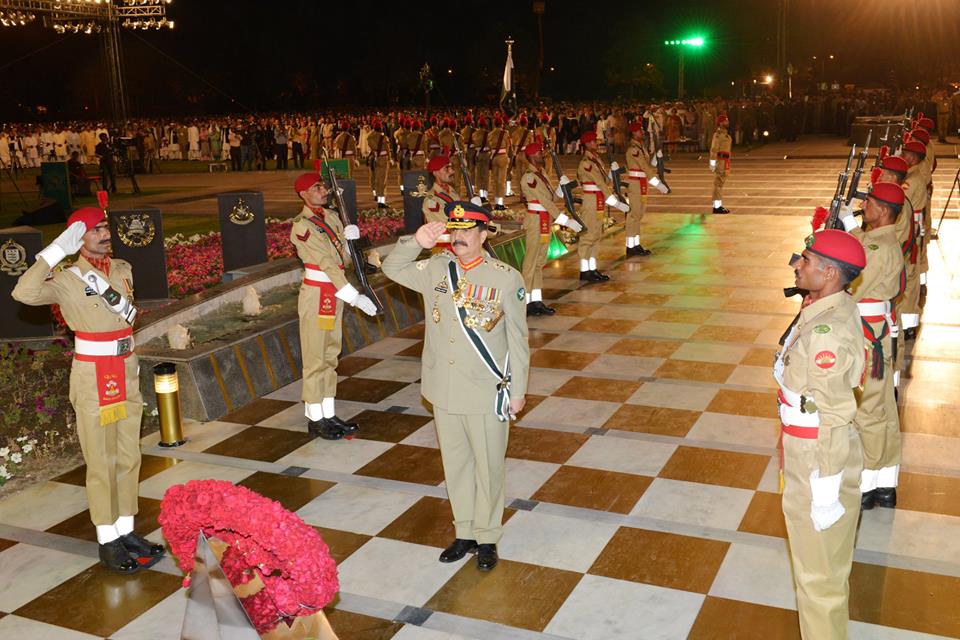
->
xmin=13 ymin=200 xmax=165 ymax=574
xmin=709 ymin=114 xmax=732 ymax=213
xmin=899 ymin=140 xmax=930 ymax=338
xmin=577 ymin=131 xmax=629 ymax=281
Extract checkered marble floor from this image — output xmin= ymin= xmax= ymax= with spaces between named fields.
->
xmin=3 ymin=208 xmax=960 ymax=639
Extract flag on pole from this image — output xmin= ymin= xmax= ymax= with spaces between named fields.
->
xmin=500 ymin=44 xmax=514 ymax=107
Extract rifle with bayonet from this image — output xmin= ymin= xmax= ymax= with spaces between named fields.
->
xmin=844 ymin=129 xmax=871 ymax=206
xmin=489 ymin=128 xmax=506 ymax=172
xmin=823 ymin=144 xmax=857 ymax=230
xmin=649 ymin=121 xmax=672 ymax=193
xmin=319 ymin=151 xmax=384 ymax=315
xmin=451 ymin=135 xmax=498 ymax=256
xmin=891 ymin=107 xmax=913 ymax=154
xmin=548 ymin=147 xmax=586 ymax=229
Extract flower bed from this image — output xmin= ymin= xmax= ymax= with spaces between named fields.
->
xmin=159 ymin=479 xmax=339 ymax=635
xmin=165 ymin=210 xmax=403 ymax=298
xmin=0 ymin=340 xmax=78 ymax=487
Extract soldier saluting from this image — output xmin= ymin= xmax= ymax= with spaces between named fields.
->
xmin=381 ymin=201 xmax=530 ymax=572
xmin=12 ymin=203 xmax=165 ymax=574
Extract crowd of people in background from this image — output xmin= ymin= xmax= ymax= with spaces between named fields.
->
xmin=2 ymin=88 xmax=958 ymax=184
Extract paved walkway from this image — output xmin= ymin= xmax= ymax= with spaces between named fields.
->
xmin=1 ymin=150 xmax=960 ymax=639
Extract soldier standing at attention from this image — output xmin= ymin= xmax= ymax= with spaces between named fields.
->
xmin=13 ymin=204 xmax=165 ymax=574
xmin=520 ymin=142 xmax=582 ymax=315
xmin=407 ymin=120 xmax=429 ymax=171
xmin=290 ymin=172 xmax=377 ymax=440
xmin=710 ymin=114 xmax=732 ymax=214
xmin=333 ymin=120 xmax=358 ymax=168
xmin=488 ymin=115 xmax=510 ymax=211
xmin=776 ymin=230 xmax=866 ymax=640
xmin=624 ymin=122 xmax=668 ymax=257
xmin=578 ymin=131 xmax=629 ymax=282
xmin=367 ymin=119 xmax=392 ymax=209
xmin=382 ymin=201 xmax=529 ymax=572
xmin=461 ymin=114 xmax=477 ymax=192
xmin=508 ymin=115 xmax=530 ymax=199
xmin=472 ymin=116 xmax=493 ymax=206
xmin=898 ymin=139 xmax=930 ymax=338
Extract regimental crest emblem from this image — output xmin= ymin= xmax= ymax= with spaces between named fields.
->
xmin=0 ymin=238 xmax=28 ymax=276
xmin=410 ymin=175 xmax=429 ymax=198
xmin=229 ymin=197 xmax=256 ymax=225
xmin=115 ymin=213 xmax=156 ymax=248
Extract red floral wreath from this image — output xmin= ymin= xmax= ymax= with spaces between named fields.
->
xmin=159 ymin=479 xmax=339 ymax=634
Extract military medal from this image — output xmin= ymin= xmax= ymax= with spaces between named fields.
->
xmin=432 ymin=306 xmax=440 ymax=323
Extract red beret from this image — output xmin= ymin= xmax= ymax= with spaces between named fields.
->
xmin=581 ymin=131 xmax=598 ymax=145
xmin=426 ymin=155 xmax=450 ymax=173
xmin=429 ymin=115 xmax=438 ymax=125
xmin=493 ymin=115 xmax=503 ymax=126
xmin=294 ymin=172 xmax=322 ymax=194
xmin=628 ymin=122 xmax=644 ymax=133
xmin=903 ymin=140 xmax=927 ymax=157
xmin=909 ymin=128 xmax=929 ymax=144
xmin=716 ymin=114 xmax=729 ymax=125
xmin=339 ymin=120 xmax=349 ymax=129
xmin=464 ymin=114 xmax=474 ymax=125
xmin=519 ymin=115 xmax=529 ymax=126
xmin=880 ymin=156 xmax=909 ymax=175
xmin=371 ymin=119 xmax=382 ymax=130
xmin=918 ymin=117 xmax=935 ymax=130
xmin=478 ymin=116 xmax=488 ymax=127
xmin=807 ymin=229 xmax=866 ymax=269
xmin=540 ymin=113 xmax=550 ymax=123
xmin=868 ymin=182 xmax=905 ymax=207
xmin=412 ymin=120 xmax=422 ymax=130
xmin=524 ymin=142 xmax=543 ymax=157
xmin=67 ymin=207 xmax=106 ymax=232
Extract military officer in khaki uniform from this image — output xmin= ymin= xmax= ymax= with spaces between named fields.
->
xmin=367 ymin=119 xmax=392 ymax=208
xmin=488 ymin=116 xmax=511 ymax=211
xmin=472 ymin=116 xmax=492 ymax=205
xmin=899 ymin=140 xmax=930 ymax=337
xmin=837 ymin=183 xmax=906 ymax=508
xmin=290 ymin=172 xmax=377 ymax=440
xmin=406 ymin=120 xmax=429 ymax=171
xmin=13 ymin=205 xmax=164 ymax=574
xmin=710 ymin=114 xmax=732 ymax=214
xmin=909 ymin=127 xmax=935 ymax=294
xmin=382 ymin=200 xmax=529 ymax=572
xmin=507 ymin=115 xmax=531 ymax=198
xmin=624 ymin=122 xmax=668 ymax=257
xmin=578 ymin=131 xmax=629 ymax=282
xmin=776 ymin=229 xmax=867 ymax=640
xmin=520 ymin=142 xmax=582 ymax=316
xmin=936 ymin=94 xmax=952 ymax=142
xmin=461 ymin=114 xmax=477 ymax=192
xmin=333 ymin=120 xmax=358 ymax=166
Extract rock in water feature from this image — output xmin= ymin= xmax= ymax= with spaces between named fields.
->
xmin=167 ymin=324 xmax=191 ymax=350
xmin=242 ymin=286 xmax=262 ymax=316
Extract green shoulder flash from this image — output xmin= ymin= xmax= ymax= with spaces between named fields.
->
xmin=813 ymin=324 xmax=831 ymax=334
xmin=517 ymin=287 xmax=525 ymax=300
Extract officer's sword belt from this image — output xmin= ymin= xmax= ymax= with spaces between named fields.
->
xmin=67 ymin=266 xmax=137 ymax=324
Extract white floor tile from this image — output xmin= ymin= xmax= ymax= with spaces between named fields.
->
xmin=686 ymin=412 xmax=779 ymax=449
xmin=522 ymin=397 xmax=620 ymax=430
xmin=709 ymin=542 xmax=797 ymax=610
xmin=628 ymin=381 xmax=719 ymax=411
xmin=275 ymin=437 xmax=393 ymax=474
xmin=505 ymin=458 xmax=559 ymax=500
xmin=401 ymin=422 xmax=440 ymax=449
xmin=566 ymin=436 xmax=676 ymax=477
xmin=354 ymin=358 xmax=423 ymax=383
xmin=0 ymin=544 xmax=96 ymax=611
xmin=138 ymin=462 xmax=253 ymax=500
xmin=856 ymin=508 xmax=960 ymax=565
xmin=0 ymin=616 xmax=101 ymax=639
xmin=0 ymin=482 xmax=89 ymax=530
xmin=111 ymin=589 xmax=188 ymax=640
xmin=498 ymin=510 xmax=618 ymax=573
xmin=296 ymin=483 xmax=420 ymax=535
xmin=630 ymin=478 xmax=755 ymax=530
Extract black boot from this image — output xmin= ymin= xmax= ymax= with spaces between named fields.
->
xmin=861 ymin=489 xmax=877 ymax=511
xmin=713 ymin=206 xmax=730 ymax=214
xmin=328 ymin=415 xmax=359 ymax=434
xmin=308 ymin=419 xmax=345 ymax=440
xmin=634 ymin=245 xmax=652 ymax=256
xmin=533 ymin=301 xmax=556 ymax=315
xmin=377 ymin=202 xmax=388 ymax=209
xmin=439 ymin=538 xmax=478 ymax=562
xmin=119 ymin=532 xmax=166 ymax=558
xmin=477 ymin=543 xmax=498 ymax=571
xmin=494 ymin=204 xmax=506 ymax=211
xmin=99 ymin=539 xmax=139 ymax=574
xmin=875 ymin=487 xmax=897 ymax=508
xmin=579 ymin=270 xmax=603 ymax=283
xmin=526 ymin=302 xmax=542 ymax=316
xmin=593 ymin=270 xmax=610 ymax=282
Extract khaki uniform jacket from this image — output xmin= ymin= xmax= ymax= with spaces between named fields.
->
xmin=850 ymin=225 xmax=903 ymax=303
xmin=626 ymin=139 xmax=656 ymax=177
xmin=333 ymin=132 xmax=357 ymax=158
xmin=488 ymin=128 xmax=509 ymax=155
xmin=710 ymin=129 xmax=732 ymax=161
xmin=290 ymin=205 xmax=349 ymax=290
xmin=903 ymin=163 xmax=930 ymax=212
xmin=577 ymin=151 xmax=613 ymax=201
xmin=510 ymin=126 xmax=529 ymax=151
xmin=381 ymin=236 xmax=529 ymax=414
xmin=777 ymin=292 xmax=865 ymax=476
xmin=367 ymin=131 xmax=392 ymax=161
xmin=13 ymin=254 xmax=135 ymax=333
xmin=422 ymin=183 xmax=460 ymax=225
xmin=461 ymin=126 xmax=476 ymax=151
xmin=437 ymin=129 xmax=458 ymax=156
xmin=405 ymin=131 xmax=430 ymax=158
xmin=520 ymin=168 xmax=563 ymax=220
xmin=471 ymin=128 xmax=491 ymax=153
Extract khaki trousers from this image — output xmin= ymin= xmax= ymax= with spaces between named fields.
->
xmin=298 ymin=286 xmax=344 ymax=402
xmin=475 ymin=153 xmax=491 ymax=195
xmin=712 ymin=166 xmax=727 ymax=200
xmin=370 ymin=156 xmax=389 ymax=196
xmin=434 ymin=407 xmax=509 ymax=544
xmin=578 ymin=193 xmax=604 ymax=261
xmin=490 ymin=154 xmax=509 ymax=199
xmin=855 ymin=333 xmax=900 ymax=471
xmin=782 ymin=426 xmax=862 ymax=640
xmin=70 ymin=355 xmax=143 ymax=526
xmin=521 ymin=213 xmax=549 ymax=292
xmin=625 ymin=179 xmax=647 ymax=240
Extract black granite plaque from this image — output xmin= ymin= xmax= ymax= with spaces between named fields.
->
xmin=108 ymin=208 xmax=169 ymax=300
xmin=335 ymin=178 xmax=359 ymax=225
xmin=0 ymin=226 xmax=53 ymax=339
xmin=402 ymin=170 xmax=430 ymax=233
xmin=217 ymin=192 xmax=267 ymax=272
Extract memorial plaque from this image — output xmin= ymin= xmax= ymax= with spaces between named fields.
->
xmin=320 ymin=158 xmax=351 ymax=181
xmin=217 ymin=192 xmax=267 ymax=273
xmin=0 ymin=226 xmax=53 ymax=339
xmin=108 ymin=208 xmax=169 ymax=300
xmin=40 ymin=162 xmax=72 ymax=212
xmin=402 ymin=170 xmax=430 ymax=233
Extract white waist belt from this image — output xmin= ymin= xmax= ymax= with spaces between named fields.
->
xmin=857 ymin=301 xmax=890 ymax=316
xmin=494 ymin=150 xmax=507 ymax=155
xmin=582 ymin=182 xmax=601 ymax=192
xmin=75 ymin=336 xmax=135 ymax=357
xmin=304 ymin=267 xmax=332 ymax=283
xmin=413 ymin=151 xmax=425 ymax=156
xmin=628 ymin=170 xmax=646 ymax=178
xmin=527 ymin=202 xmax=548 ymax=212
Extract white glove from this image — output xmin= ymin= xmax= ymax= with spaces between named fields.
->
xmin=335 ymin=283 xmax=360 ymax=305
xmin=555 ymin=185 xmax=564 ymax=198
xmin=604 ymin=194 xmax=620 ymax=208
xmin=651 ymin=155 xmax=659 ymax=167
xmin=615 ymin=201 xmax=630 ymax=213
xmin=38 ymin=220 xmax=86 ymax=267
xmin=809 ymin=469 xmax=845 ymax=532
xmin=609 ymin=161 xmax=620 ymax=173
xmin=709 ymin=159 xmax=717 ymax=172
xmin=559 ymin=175 xmax=571 ymax=186
xmin=838 ymin=203 xmax=858 ymax=232
xmin=343 ymin=224 xmax=360 ymax=241
xmin=355 ymin=294 xmax=378 ymax=316
xmin=469 ymin=196 xmax=482 ymax=206
xmin=555 ymin=213 xmax=582 ymax=233
xmin=649 ymin=176 xmax=669 ymax=194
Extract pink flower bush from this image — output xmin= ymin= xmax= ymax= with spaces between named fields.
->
xmin=159 ymin=479 xmax=339 ymax=634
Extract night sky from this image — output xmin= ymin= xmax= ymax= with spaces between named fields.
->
xmin=3 ymin=0 xmax=960 ymax=120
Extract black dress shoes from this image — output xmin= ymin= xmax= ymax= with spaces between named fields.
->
xmin=477 ymin=544 xmax=498 ymax=571
xmin=99 ymin=539 xmax=139 ymax=574
xmin=439 ymin=538 xmax=477 ymax=563
xmin=579 ymin=270 xmax=603 ymax=283
xmin=308 ymin=419 xmax=345 ymax=440
xmin=861 ymin=490 xmax=876 ymax=511
xmin=593 ymin=270 xmax=610 ymax=281
xmin=627 ymin=246 xmax=651 ymax=257
xmin=875 ymin=487 xmax=897 ymax=508
xmin=328 ymin=415 xmax=359 ymax=434
xmin=904 ymin=327 xmax=918 ymax=341
xmin=120 ymin=532 xmax=166 ymax=558
xmin=526 ymin=301 xmax=556 ymax=316
xmin=713 ymin=206 xmax=730 ymax=214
